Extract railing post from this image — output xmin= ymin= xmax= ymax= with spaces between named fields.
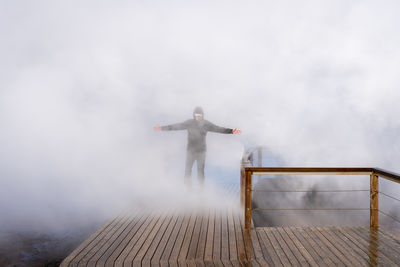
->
xmin=370 ymin=172 xmax=379 ymax=228
xmin=257 ymin=148 xmax=262 ymax=183
xmin=257 ymin=147 xmax=262 ymax=167
xmin=245 ymin=169 xmax=253 ymax=230
xmin=240 ymin=166 xmax=245 ymax=209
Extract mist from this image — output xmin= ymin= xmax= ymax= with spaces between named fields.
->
xmin=1 ymin=0 xmax=400 ymax=237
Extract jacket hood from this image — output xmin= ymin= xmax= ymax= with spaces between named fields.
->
xmin=193 ymin=106 xmax=204 ymax=119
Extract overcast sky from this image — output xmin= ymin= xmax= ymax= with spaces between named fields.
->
xmin=1 ymin=0 xmax=399 ymax=232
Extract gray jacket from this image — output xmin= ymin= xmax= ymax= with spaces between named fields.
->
xmin=161 ymin=119 xmax=233 ymax=152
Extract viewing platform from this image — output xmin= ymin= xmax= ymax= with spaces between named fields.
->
xmin=62 ymin=148 xmax=400 ymax=266
xmin=61 ymin=209 xmax=400 ymax=266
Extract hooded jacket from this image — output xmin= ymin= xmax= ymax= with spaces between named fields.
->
xmin=161 ymin=107 xmax=233 ymax=152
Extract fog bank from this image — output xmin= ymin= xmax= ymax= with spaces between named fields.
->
xmin=1 ymin=0 xmax=400 ymax=232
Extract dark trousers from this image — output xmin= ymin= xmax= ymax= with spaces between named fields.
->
xmin=184 ymin=150 xmax=206 ymax=186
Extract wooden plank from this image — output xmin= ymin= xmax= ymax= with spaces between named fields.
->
xmin=186 ymin=212 xmax=203 ymax=263
xmin=288 ymin=227 xmax=328 ymax=267
xmin=354 ymin=227 xmax=400 ymax=265
xmin=315 ymin=227 xmax=361 ymax=266
xmin=141 ymin=212 xmax=176 ymax=267
xmin=186 ymin=259 xmax=199 ymax=267
xmin=263 ymin=227 xmax=290 ymax=266
xmin=276 ymin=227 xmax=309 ymax=266
xmin=60 ymin=217 xmax=117 ymax=267
xmin=238 ymin=208 xmax=252 ymax=262
xmin=104 ymin=212 xmax=149 ymax=266
xmin=269 ymin=227 xmax=299 ymax=266
xmin=308 ymin=226 xmax=353 ymax=266
xmin=65 ymin=217 xmax=121 ymax=266
xmin=342 ymin=227 xmax=388 ymax=266
xmin=96 ymin=212 xmax=144 ymax=266
xmin=251 ymin=229 xmax=273 ymax=266
xmin=227 ymin=208 xmax=239 ymax=265
xmin=318 ymin=227 xmax=367 ymax=267
xmin=212 ymin=209 xmax=224 ymax=267
xmin=159 ymin=213 xmax=185 ymax=267
xmin=369 ymin=227 xmax=400 ymax=253
xmin=203 ymin=209 xmax=215 ymax=266
xmin=249 ymin=259 xmax=261 ymax=267
xmin=296 ymin=226 xmax=335 ymax=266
xmin=301 ymin=227 xmax=340 ymax=266
xmin=168 ymin=213 xmax=192 ymax=267
xmin=334 ymin=226 xmax=380 ymax=266
xmin=186 ymin=260 xmax=197 ymax=267
xmin=233 ymin=209 xmax=249 ymax=265
xmin=114 ymin=212 xmax=161 ymax=267
xmin=129 ymin=211 xmax=169 ymax=266
xmin=329 ymin=226 xmax=371 ymax=265
xmin=87 ymin=213 xmax=136 ymax=266
xmin=378 ymin=226 xmax=400 ymax=242
xmin=345 ymin=227 xmax=396 ymax=266
xmin=282 ymin=227 xmax=319 ymax=267
xmin=151 ymin=213 xmax=179 ymax=266
xmin=195 ymin=210 xmax=209 ymax=267
xmin=220 ymin=209 xmax=232 ymax=266
xmin=177 ymin=213 xmax=197 ymax=266
xmin=77 ymin=216 xmax=129 ymax=267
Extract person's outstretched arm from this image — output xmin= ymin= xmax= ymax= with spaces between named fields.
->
xmin=205 ymin=121 xmax=241 ymax=134
xmin=154 ymin=120 xmax=190 ymax=131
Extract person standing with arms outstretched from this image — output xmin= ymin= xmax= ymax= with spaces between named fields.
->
xmin=154 ymin=107 xmax=241 ymax=186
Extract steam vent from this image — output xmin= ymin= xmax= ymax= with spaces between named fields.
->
xmin=62 ymin=148 xmax=400 ymax=266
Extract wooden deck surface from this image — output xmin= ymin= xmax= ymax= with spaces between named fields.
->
xmin=60 ymin=181 xmax=400 ymax=266
xmin=61 ymin=209 xmax=400 ymax=266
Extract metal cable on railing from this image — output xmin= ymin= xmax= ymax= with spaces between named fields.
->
xmin=379 ymin=210 xmax=400 ymax=224
xmin=240 ymin=147 xmax=400 ymax=230
xmin=378 ymin=191 xmax=400 ymax=225
xmin=380 ymin=191 xmax=400 ymax=203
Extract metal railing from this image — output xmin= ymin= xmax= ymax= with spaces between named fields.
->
xmin=240 ymin=148 xmax=400 ymax=230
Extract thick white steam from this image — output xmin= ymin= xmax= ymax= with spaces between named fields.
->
xmin=1 ymin=0 xmax=399 ymax=232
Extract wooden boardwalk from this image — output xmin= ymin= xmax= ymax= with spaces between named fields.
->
xmin=60 ymin=179 xmax=400 ymax=266
xmin=61 ymin=208 xmax=400 ymax=266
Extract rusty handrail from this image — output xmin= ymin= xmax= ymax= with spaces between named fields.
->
xmin=240 ymin=166 xmax=400 ymax=230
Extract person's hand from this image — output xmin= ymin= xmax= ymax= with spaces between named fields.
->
xmin=232 ymin=128 xmax=241 ymax=134
xmin=154 ymin=125 xmax=161 ymax=131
